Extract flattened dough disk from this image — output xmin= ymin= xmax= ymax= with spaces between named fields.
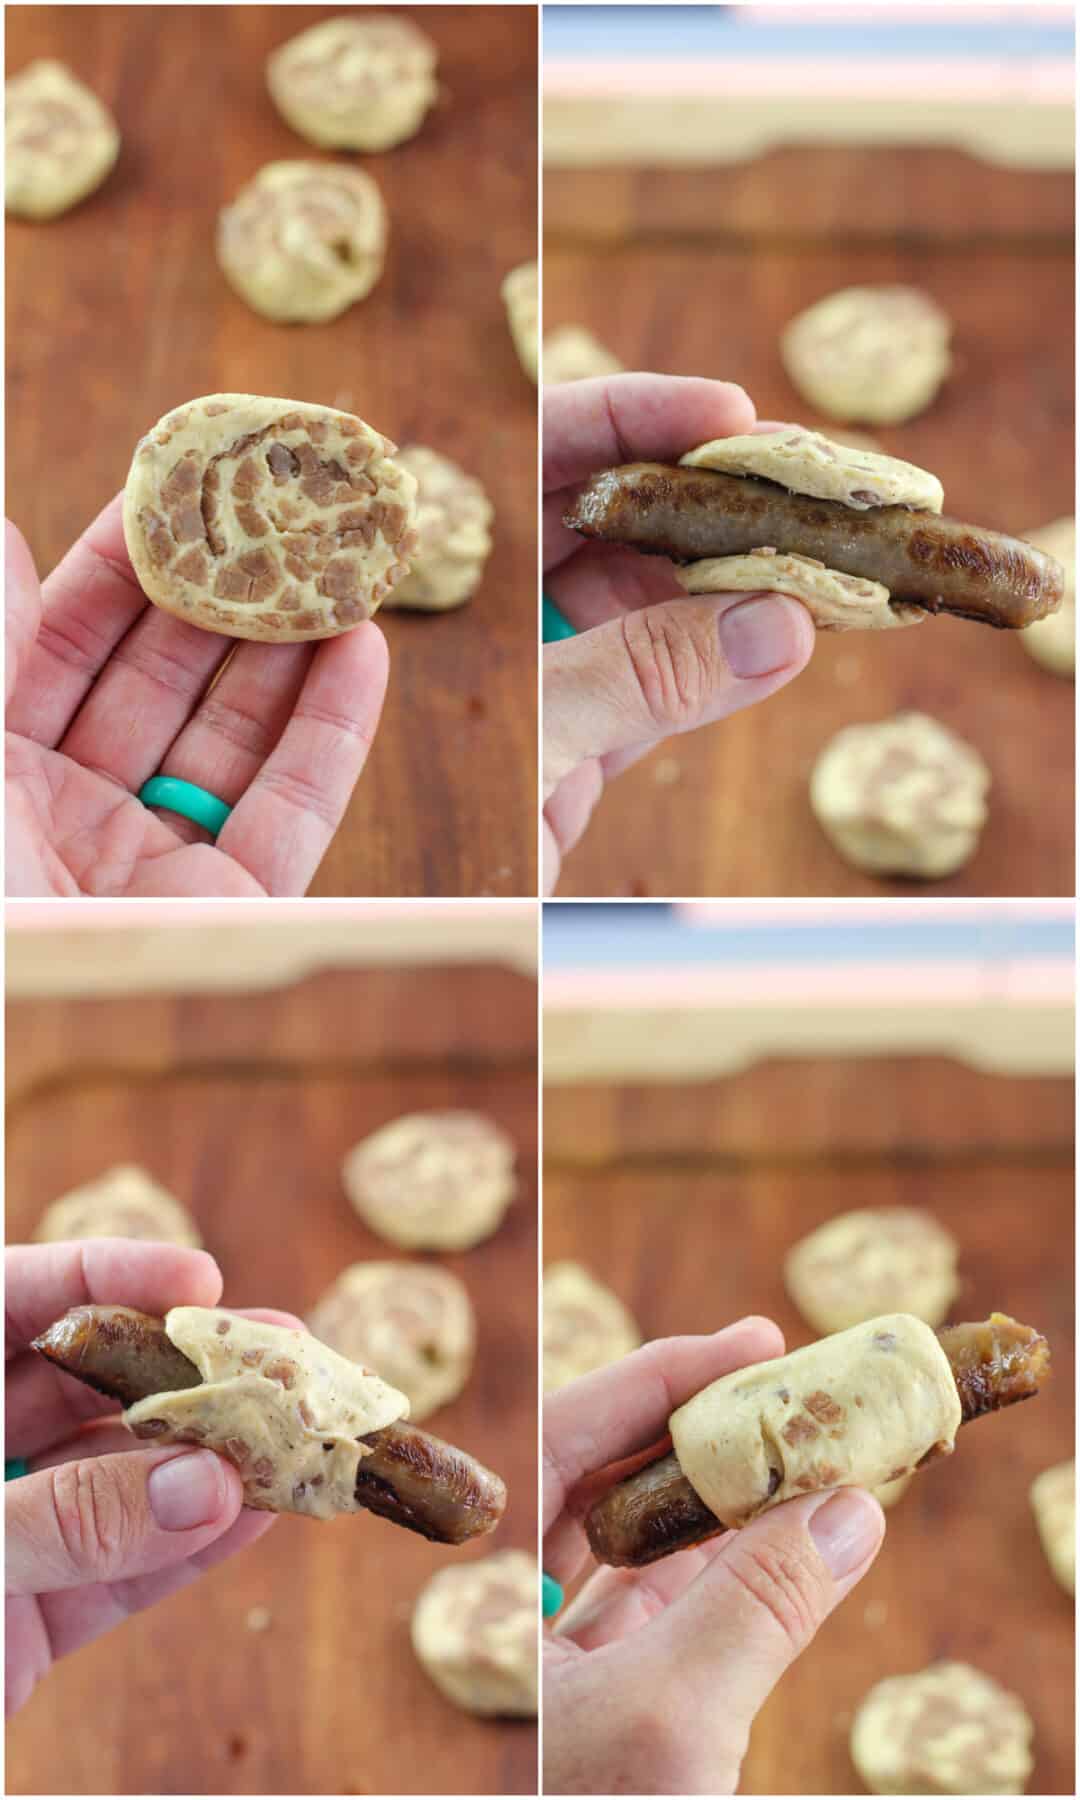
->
xmin=34 ymin=1165 xmax=201 ymax=1250
xmin=544 ymin=326 xmax=624 ymax=385
xmin=678 ymin=427 xmax=944 ymax=513
xmin=266 ymin=14 xmax=438 ymax=151
xmin=784 ymin=1208 xmax=958 ymax=1334
xmin=543 ymin=1262 xmax=641 ymax=1391
xmin=307 ymin=1261 xmax=475 ymax=1423
xmin=217 ymin=162 xmax=386 ymax=324
xmin=6 ymin=60 xmax=119 ymax=219
xmin=1021 ymin=517 xmax=1075 ymax=676
xmin=343 ymin=1111 xmax=517 ymax=1250
xmin=850 ymin=1661 xmax=1035 ymax=1795
xmin=123 ymin=394 xmax=418 ymax=641
xmin=381 ymin=446 xmax=494 ymax=612
xmin=676 ymin=550 xmax=923 ymax=633
xmin=503 ymin=262 xmax=538 ymax=383
xmin=781 ymin=285 xmax=951 ymax=425
xmin=412 ymin=1549 xmax=539 ymax=1717
xmin=1030 ymin=1459 xmax=1074 ymax=1594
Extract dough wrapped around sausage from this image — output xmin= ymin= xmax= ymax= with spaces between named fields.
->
xmin=669 ymin=1314 xmax=961 ymax=1531
xmin=125 ymin=1307 xmax=408 ymax=1519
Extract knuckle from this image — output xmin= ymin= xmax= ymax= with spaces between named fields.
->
xmin=255 ymin=767 xmax=341 ymax=831
xmin=722 ymin=1534 xmax=828 ymax=1655
xmin=620 ymin=607 xmax=718 ymax=732
xmin=48 ymin=1460 xmax=138 ymax=1579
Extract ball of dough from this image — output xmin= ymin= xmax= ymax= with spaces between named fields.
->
xmin=810 ymin=711 xmax=990 ymax=879
xmin=850 ymin=1662 xmax=1034 ymax=1795
xmin=34 ymin=1165 xmax=201 ymax=1248
xmin=123 ymin=394 xmax=418 ymax=641
xmin=784 ymin=1208 xmax=959 ymax=1334
xmin=543 ymin=326 xmax=623 ymax=385
xmin=1030 ymin=1459 xmax=1074 ymax=1594
xmin=543 ymin=1262 xmax=641 ymax=1391
xmin=380 ymin=446 xmax=493 ymax=611
xmin=217 ymin=162 xmax=386 ymax=325
xmin=781 ymin=286 xmax=951 ymax=425
xmin=6 ymin=60 xmax=119 ymax=220
xmin=266 ymin=14 xmax=437 ymax=152
xmin=503 ymin=262 xmax=538 ymax=382
xmin=307 ymin=1260 xmax=475 ymax=1422
xmin=412 ymin=1549 xmax=538 ymax=1717
xmin=1021 ymin=518 xmax=1074 ymax=677
xmin=343 ymin=1111 xmax=516 ymax=1250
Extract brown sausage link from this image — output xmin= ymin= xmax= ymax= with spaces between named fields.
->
xmin=584 ymin=1316 xmax=1049 ymax=1568
xmin=563 ymin=465 xmax=1064 ymax=630
xmin=33 ymin=1305 xmax=506 ymax=1543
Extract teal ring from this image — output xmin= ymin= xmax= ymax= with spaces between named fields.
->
xmin=6 ymin=1459 xmax=30 ymax=1482
xmin=138 ymin=776 xmax=232 ymax=837
xmin=543 ymin=591 xmax=577 ymax=643
xmin=542 ymin=1571 xmax=564 ymax=1619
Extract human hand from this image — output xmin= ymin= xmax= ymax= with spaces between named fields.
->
xmin=6 ymin=1239 xmax=300 ymax=1716
xmin=6 ymin=498 xmax=389 ymax=896
xmin=543 ymin=1319 xmax=885 ymax=1795
xmin=542 ymin=376 xmax=816 ymax=892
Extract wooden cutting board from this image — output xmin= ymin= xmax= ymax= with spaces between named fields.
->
xmin=5 ymin=4 xmax=538 ymax=898
xmin=544 ymin=1057 xmax=1074 ymax=1796
xmin=6 ymin=962 xmax=538 ymax=1796
xmin=545 ymin=149 xmax=1074 ymax=897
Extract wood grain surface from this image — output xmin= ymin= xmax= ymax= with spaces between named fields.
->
xmin=543 ymin=1058 xmax=1074 ymax=1796
xmin=545 ymin=152 xmax=1074 ymax=897
xmin=6 ymin=5 xmax=539 ymax=898
xmin=6 ymin=960 xmax=538 ymax=1797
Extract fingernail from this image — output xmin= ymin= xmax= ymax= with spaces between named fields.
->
xmin=809 ymin=1490 xmax=882 ymax=1580
xmin=148 ymin=1451 xmax=227 ymax=1531
xmin=718 ymin=595 xmax=804 ymax=679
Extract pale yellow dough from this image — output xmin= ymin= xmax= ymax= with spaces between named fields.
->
xmin=1030 ymin=1459 xmax=1074 ymax=1594
xmin=6 ymin=60 xmax=119 ymax=219
xmin=543 ymin=326 xmax=623 ymax=384
xmin=503 ymin=262 xmax=538 ymax=382
xmin=781 ymin=286 xmax=951 ymax=424
xmin=380 ymin=446 xmax=494 ymax=611
xmin=123 ymin=394 xmax=418 ymax=641
xmin=810 ymin=712 xmax=990 ymax=879
xmin=784 ymin=1208 xmax=959 ymax=1334
xmin=1021 ymin=518 xmax=1075 ymax=676
xmin=676 ymin=550 xmax=923 ymax=632
xmin=266 ymin=14 xmax=437 ymax=151
xmin=124 ymin=1309 xmax=408 ymax=1518
xmin=217 ymin=162 xmax=386 ymax=325
xmin=343 ymin=1111 xmax=517 ymax=1250
xmin=307 ymin=1260 xmax=475 ymax=1422
xmin=850 ymin=1661 xmax=1034 ymax=1794
xmin=412 ymin=1550 xmax=538 ymax=1717
xmin=678 ymin=427 xmax=944 ymax=513
xmin=34 ymin=1165 xmax=201 ymax=1249
xmin=542 ymin=1262 xmax=641 ymax=1391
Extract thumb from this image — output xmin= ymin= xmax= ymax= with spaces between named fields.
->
xmin=659 ymin=1489 xmax=884 ymax=1740
xmin=6 ymin=1446 xmax=246 ymax=1594
xmin=543 ymin=590 xmax=814 ymax=796
xmin=5 ymin=519 xmax=43 ymax=705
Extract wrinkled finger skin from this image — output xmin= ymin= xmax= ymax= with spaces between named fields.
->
xmin=33 ymin=1305 xmax=506 ymax=1544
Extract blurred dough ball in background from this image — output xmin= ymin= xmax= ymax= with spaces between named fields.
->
xmin=5 ymin=59 xmax=119 ymax=219
xmin=307 ymin=1260 xmax=475 ymax=1422
xmin=343 ymin=1110 xmax=517 ymax=1250
xmin=217 ymin=161 xmax=387 ymax=325
xmin=381 ymin=446 xmax=494 ymax=612
xmin=1030 ymin=1459 xmax=1075 ymax=1595
xmin=412 ymin=1550 xmax=539 ymax=1718
xmin=543 ymin=326 xmax=623 ymax=385
xmin=542 ymin=1261 xmax=641 ymax=1391
xmin=849 ymin=1661 xmax=1035 ymax=1796
xmin=266 ymin=13 xmax=438 ymax=152
xmin=34 ymin=1165 xmax=202 ymax=1249
xmin=502 ymin=261 xmax=538 ymax=382
xmin=781 ymin=285 xmax=951 ymax=425
xmin=1021 ymin=518 xmax=1075 ymax=677
xmin=784 ymin=1207 xmax=959 ymax=1334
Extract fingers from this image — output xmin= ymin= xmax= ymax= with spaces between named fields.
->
xmin=547 ymin=541 xmax=688 ymax=633
xmin=7 ymin=495 xmax=152 ymax=748
xmin=543 ymin=760 xmax=604 ymax=892
xmin=6 ymin=1443 xmax=246 ymax=1596
xmin=6 ymin=519 xmax=43 ymax=706
xmin=4 ymin=1241 xmax=223 ymax=1358
xmin=543 ymin=590 xmax=816 ymax=799
xmin=216 ymin=621 xmax=389 ymax=896
xmin=555 ymin=1532 xmax=732 ymax=1652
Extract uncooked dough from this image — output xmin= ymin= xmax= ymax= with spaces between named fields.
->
xmin=6 ymin=60 xmax=119 ymax=220
xmin=266 ymin=14 xmax=437 ymax=152
xmin=412 ymin=1549 xmax=538 ymax=1717
xmin=784 ymin=1208 xmax=959 ymax=1334
xmin=217 ymin=162 xmax=386 ymax=325
xmin=1030 ymin=1459 xmax=1074 ymax=1594
xmin=678 ymin=427 xmax=944 ymax=513
xmin=123 ymin=394 xmax=418 ymax=641
xmin=676 ymin=549 xmax=924 ymax=632
xmin=669 ymin=1314 xmax=961 ymax=1530
xmin=307 ymin=1260 xmax=475 ymax=1422
xmin=810 ymin=712 xmax=990 ymax=879
xmin=543 ymin=1262 xmax=641 ymax=1391
xmin=380 ymin=446 xmax=494 ymax=611
xmin=543 ymin=326 xmax=623 ymax=385
xmin=503 ymin=262 xmax=538 ymax=382
xmin=343 ymin=1111 xmax=516 ymax=1250
xmin=1021 ymin=518 xmax=1075 ymax=677
xmin=850 ymin=1661 xmax=1035 ymax=1795
xmin=34 ymin=1165 xmax=201 ymax=1249
xmin=125 ymin=1308 xmax=408 ymax=1518
xmin=872 ymin=1473 xmax=913 ymax=1509
xmin=781 ymin=286 xmax=951 ymax=425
